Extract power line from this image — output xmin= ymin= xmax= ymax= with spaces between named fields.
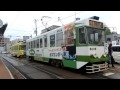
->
xmin=31 ymin=11 xmax=86 ymax=35
xmin=7 ymin=11 xmax=21 ymax=31
xmin=60 ymin=11 xmax=85 ymax=21
xmin=6 ymin=11 xmax=86 ymax=37
xmin=48 ymin=11 xmax=86 ymax=25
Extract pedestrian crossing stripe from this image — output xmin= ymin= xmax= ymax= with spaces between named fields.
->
xmin=103 ymin=72 xmax=114 ymax=76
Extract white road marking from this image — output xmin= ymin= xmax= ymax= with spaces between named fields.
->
xmin=103 ymin=72 xmax=114 ymax=76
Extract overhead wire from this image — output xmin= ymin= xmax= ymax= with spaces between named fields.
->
xmin=7 ymin=11 xmax=21 ymax=31
xmin=6 ymin=11 xmax=86 ymax=38
xmin=46 ymin=11 xmax=86 ymax=26
xmin=33 ymin=11 xmax=86 ymax=35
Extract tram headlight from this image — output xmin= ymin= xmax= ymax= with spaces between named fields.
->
xmin=93 ymin=54 xmax=97 ymax=58
xmin=102 ymin=53 xmax=107 ymax=58
xmin=103 ymin=54 xmax=106 ymax=57
xmin=21 ymin=52 xmax=23 ymax=55
xmin=90 ymin=54 xmax=97 ymax=58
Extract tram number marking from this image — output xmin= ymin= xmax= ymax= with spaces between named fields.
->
xmin=90 ymin=48 xmax=96 ymax=50
xmin=50 ymin=52 xmax=61 ymax=57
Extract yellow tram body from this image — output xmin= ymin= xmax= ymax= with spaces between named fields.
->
xmin=10 ymin=42 xmax=26 ymax=58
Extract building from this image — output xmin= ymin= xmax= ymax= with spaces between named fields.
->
xmin=4 ymin=38 xmax=10 ymax=53
xmin=23 ymin=36 xmax=30 ymax=42
xmin=0 ymin=20 xmax=8 ymax=53
xmin=106 ymin=33 xmax=120 ymax=45
xmin=10 ymin=38 xmax=23 ymax=45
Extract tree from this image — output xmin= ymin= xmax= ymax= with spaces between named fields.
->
xmin=105 ymin=27 xmax=111 ymax=35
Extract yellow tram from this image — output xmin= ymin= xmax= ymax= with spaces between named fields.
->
xmin=10 ymin=42 xmax=26 ymax=58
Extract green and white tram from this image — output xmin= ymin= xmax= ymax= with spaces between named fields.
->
xmin=26 ymin=16 xmax=108 ymax=73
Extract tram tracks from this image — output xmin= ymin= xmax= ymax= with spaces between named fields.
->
xmin=2 ymin=54 xmax=117 ymax=79
xmin=1 ymin=55 xmax=64 ymax=79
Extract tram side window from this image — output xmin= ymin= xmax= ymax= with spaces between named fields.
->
xmin=12 ymin=47 xmax=13 ymax=51
xmin=79 ymin=28 xmax=86 ymax=44
xmin=44 ymin=35 xmax=47 ymax=47
xmin=15 ymin=46 xmax=16 ymax=51
xmin=14 ymin=46 xmax=16 ymax=51
xmin=21 ymin=45 xmax=26 ymax=50
xmin=25 ymin=43 xmax=27 ymax=50
xmin=31 ymin=41 xmax=32 ymax=48
xmin=29 ymin=42 xmax=31 ymax=49
xmin=18 ymin=45 xmax=20 ymax=50
xmin=56 ymin=32 xmax=63 ymax=47
xmin=64 ymin=30 xmax=74 ymax=46
xmin=31 ymin=41 xmax=34 ymax=48
xmin=16 ymin=45 xmax=18 ymax=50
xmin=40 ymin=38 xmax=42 ymax=48
xmin=36 ymin=39 xmax=39 ymax=48
xmin=35 ymin=40 xmax=37 ymax=48
xmin=19 ymin=45 xmax=21 ymax=50
xmin=34 ymin=40 xmax=35 ymax=48
xmin=50 ymin=34 xmax=55 ymax=47
xmin=14 ymin=46 xmax=15 ymax=51
xmin=32 ymin=41 xmax=34 ymax=48
xmin=26 ymin=43 xmax=28 ymax=50
xmin=31 ymin=42 xmax=32 ymax=48
xmin=17 ymin=45 xmax=19 ymax=50
xmin=15 ymin=46 xmax=17 ymax=51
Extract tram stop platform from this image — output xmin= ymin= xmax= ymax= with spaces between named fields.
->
xmin=0 ymin=59 xmax=14 ymax=79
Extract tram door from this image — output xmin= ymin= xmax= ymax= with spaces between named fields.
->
xmin=43 ymin=35 xmax=49 ymax=58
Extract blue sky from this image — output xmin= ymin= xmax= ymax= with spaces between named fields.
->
xmin=0 ymin=11 xmax=119 ymax=40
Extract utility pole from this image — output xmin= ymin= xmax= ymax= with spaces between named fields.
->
xmin=34 ymin=19 xmax=38 ymax=36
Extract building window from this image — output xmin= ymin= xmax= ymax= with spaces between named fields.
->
xmin=114 ymin=36 xmax=117 ymax=40
xmin=107 ymin=38 xmax=111 ymax=41
xmin=118 ymin=37 xmax=120 ymax=40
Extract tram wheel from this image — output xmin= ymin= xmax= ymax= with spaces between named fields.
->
xmin=55 ymin=60 xmax=61 ymax=67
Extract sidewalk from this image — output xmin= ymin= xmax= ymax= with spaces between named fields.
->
xmin=0 ymin=59 xmax=14 ymax=79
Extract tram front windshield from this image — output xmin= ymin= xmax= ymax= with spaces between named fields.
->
xmin=86 ymin=27 xmax=105 ymax=45
xmin=20 ymin=45 xmax=26 ymax=50
xmin=79 ymin=27 xmax=105 ymax=45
